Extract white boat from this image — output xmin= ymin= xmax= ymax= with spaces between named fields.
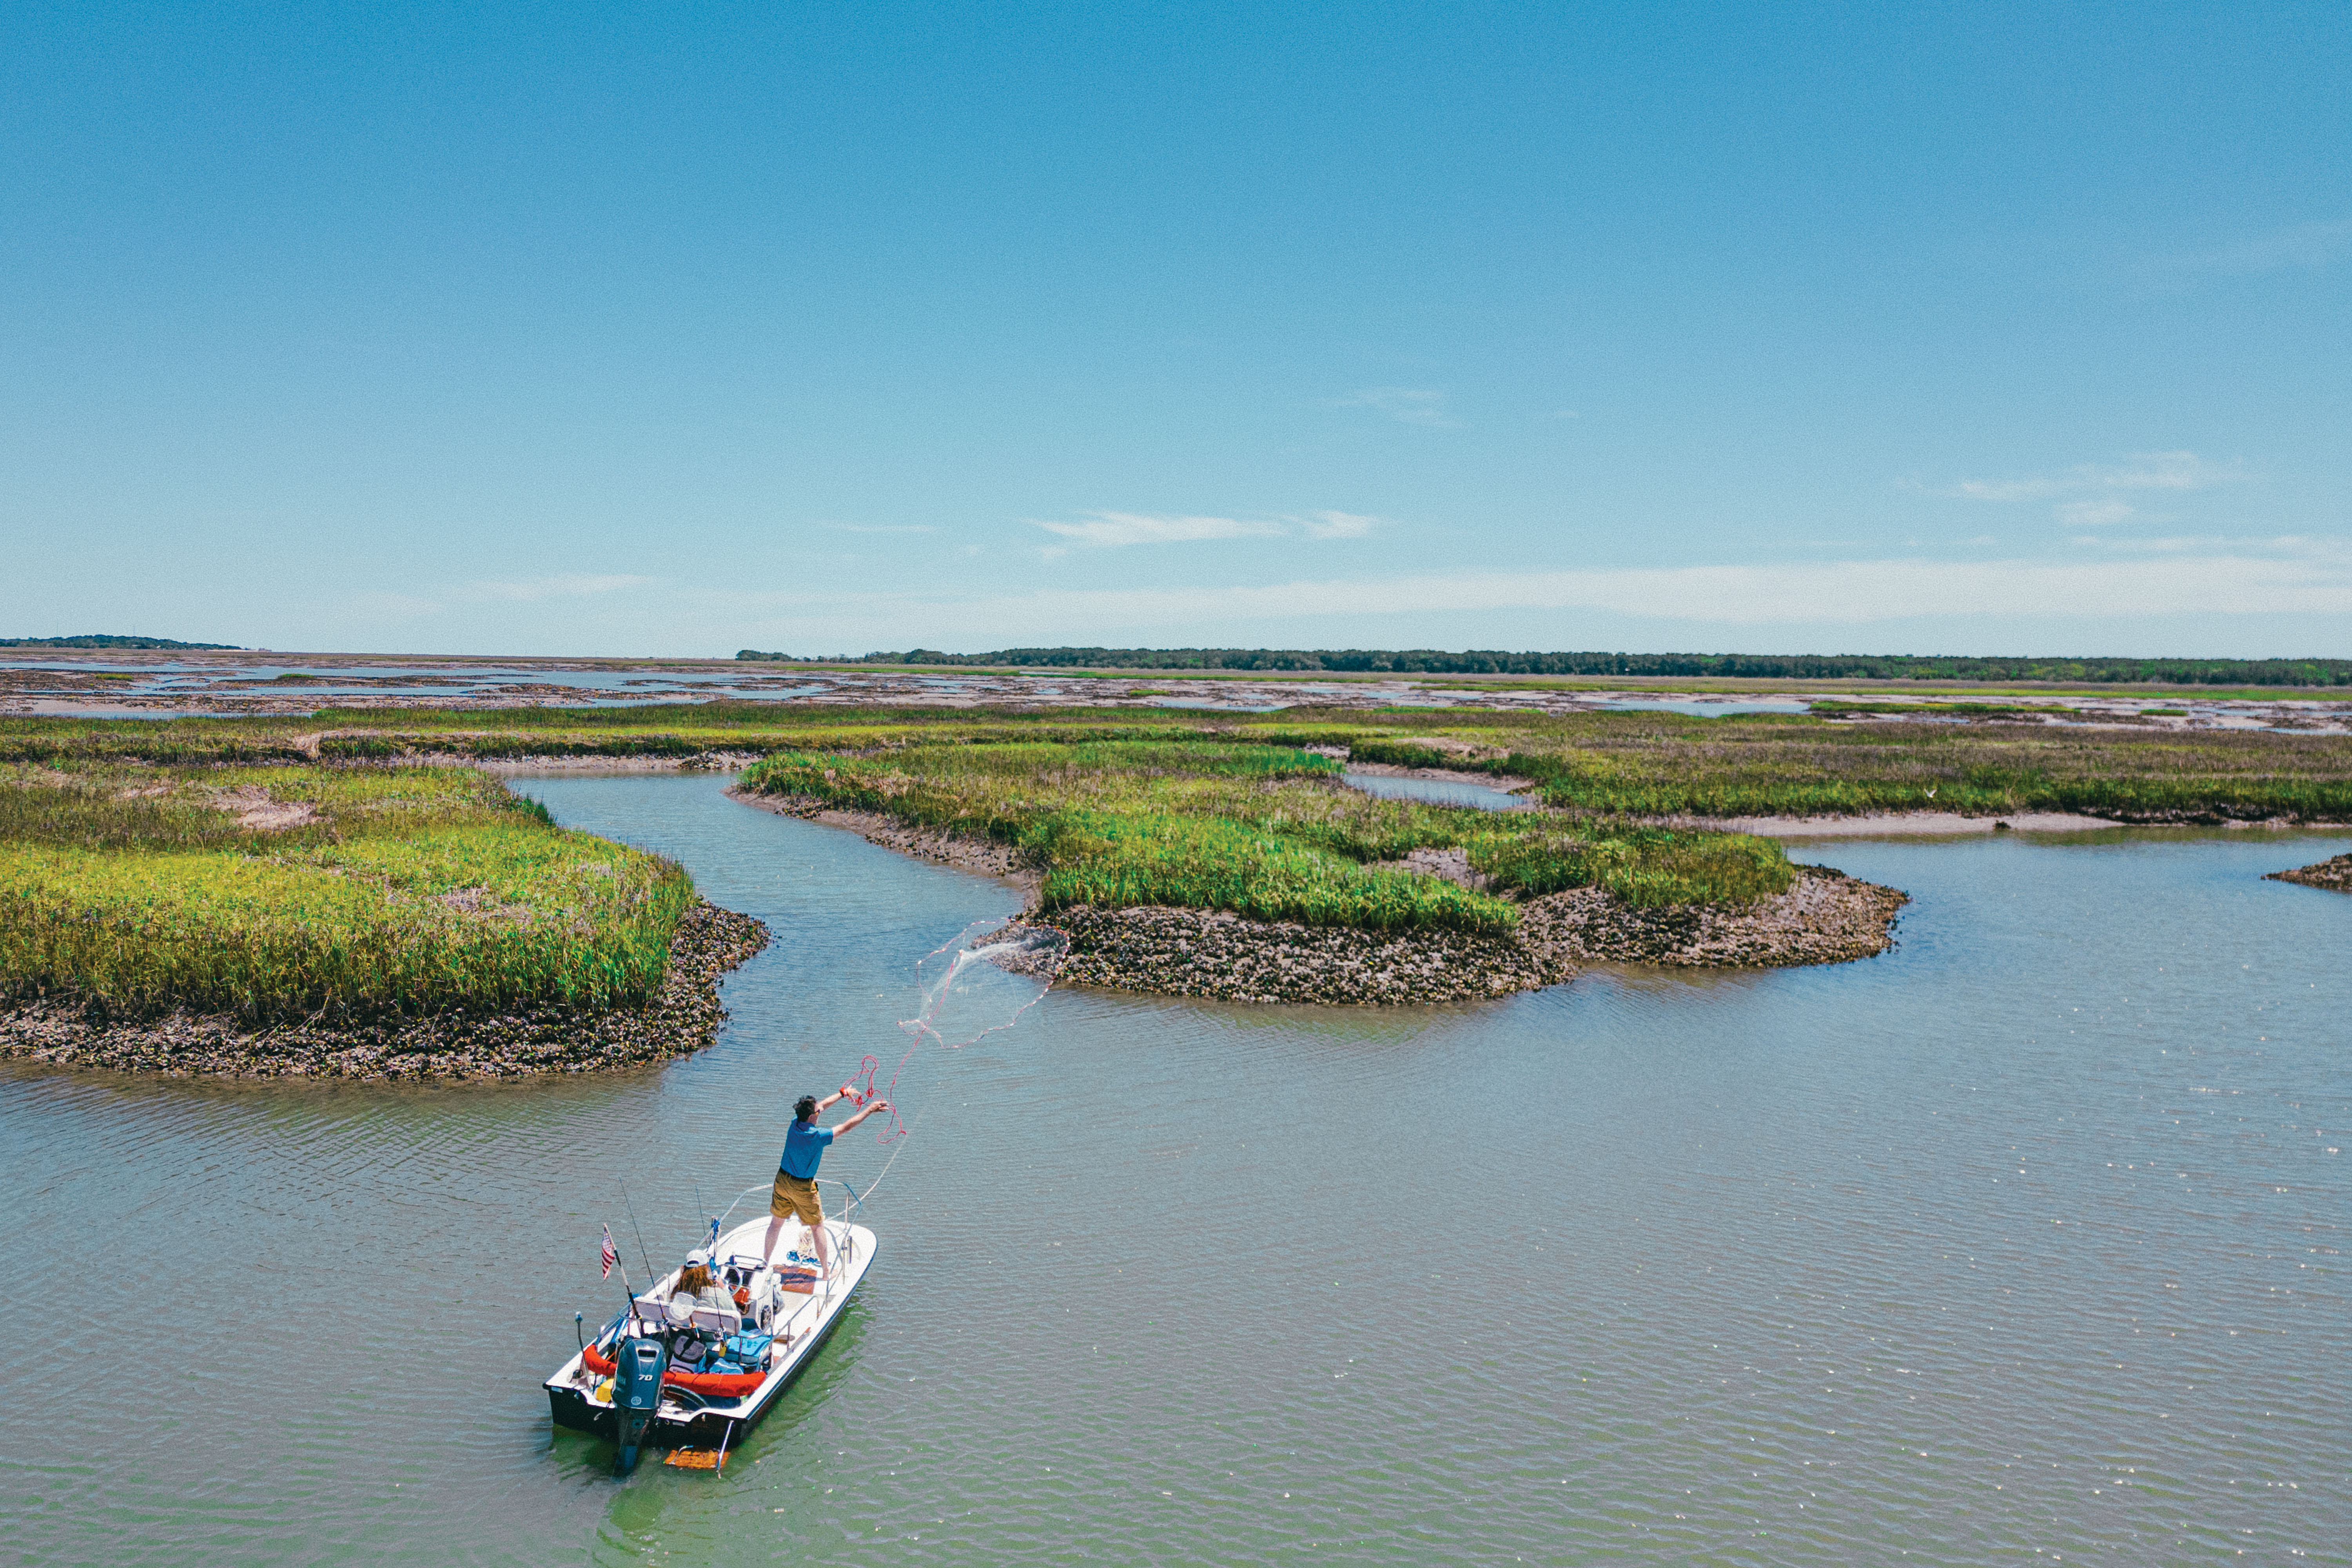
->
xmin=546 ymin=1202 xmax=878 ymax=1474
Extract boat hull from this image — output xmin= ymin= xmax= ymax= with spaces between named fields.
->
xmin=546 ymin=1217 xmax=877 ymax=1459
xmin=546 ymin=1286 xmax=857 ymax=1448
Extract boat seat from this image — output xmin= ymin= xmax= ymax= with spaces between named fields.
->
xmin=686 ymin=1306 xmax=737 ymax=1336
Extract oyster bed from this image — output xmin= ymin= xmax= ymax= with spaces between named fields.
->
xmin=2265 ymin=852 xmax=2352 ymax=893
xmin=1004 ymin=865 xmax=1905 ymax=1006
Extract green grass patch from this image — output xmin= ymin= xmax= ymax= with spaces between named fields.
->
xmin=1 ymin=763 xmax=691 ymax=1020
xmin=1031 ymin=808 xmax=1512 ymax=932
xmin=10 ymin=695 xmax=2342 ymax=844
xmin=1466 ymin=824 xmax=1794 ymax=906
xmin=1347 ymin=737 xmax=1497 ymax=771
xmin=739 ymin=737 xmax=1797 ymax=929
xmin=1457 ymin=714 xmax=2352 ymax=821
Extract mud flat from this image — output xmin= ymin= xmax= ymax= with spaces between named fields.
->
xmin=1698 ymin=810 xmax=2122 ymax=837
xmin=0 ymin=900 xmax=769 ymax=1082
xmin=1695 ymin=811 xmax=2352 ymax=840
xmin=467 ymin=752 xmax=762 ymax=774
xmin=728 ymin=787 xmax=1042 ymax=896
xmin=2265 ymin=853 xmax=2352 ymax=893
xmin=1340 ymin=759 xmax=1537 ymax=793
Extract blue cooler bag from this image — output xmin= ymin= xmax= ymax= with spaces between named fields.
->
xmin=724 ymin=1332 xmax=774 ymax=1370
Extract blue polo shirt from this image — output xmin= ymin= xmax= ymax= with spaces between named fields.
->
xmin=779 ymin=1119 xmax=835 ymax=1180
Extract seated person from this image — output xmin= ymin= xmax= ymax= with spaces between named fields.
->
xmin=668 ymin=1250 xmax=735 ymax=1323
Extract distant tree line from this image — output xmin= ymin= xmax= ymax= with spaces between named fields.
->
xmin=0 ymin=634 xmax=239 ymax=650
xmin=736 ymin=646 xmax=2352 ymax=687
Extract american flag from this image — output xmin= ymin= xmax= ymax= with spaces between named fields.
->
xmin=601 ymin=1225 xmax=618 ymax=1279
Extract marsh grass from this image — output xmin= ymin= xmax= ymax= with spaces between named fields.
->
xmin=1465 ymin=823 xmax=1794 ymax=906
xmin=1463 ymin=715 xmax=2352 ymax=820
xmin=1 ymin=763 xmax=690 ymax=1020
xmin=1805 ymin=700 xmax=2075 ymax=718
xmin=11 ymin=701 xmax=2341 ymax=966
xmin=740 ymin=738 xmax=1798 ymax=928
xmin=741 ymin=741 xmax=1518 ymax=932
xmin=1030 ymin=808 xmax=1513 ymax=932
xmin=1346 ymin=737 xmax=1477 ymax=770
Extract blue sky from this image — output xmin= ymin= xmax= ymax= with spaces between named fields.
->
xmin=4 ymin=2 xmax=2347 ymax=658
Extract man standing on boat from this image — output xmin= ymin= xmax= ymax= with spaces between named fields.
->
xmin=763 ymin=1085 xmax=888 ymax=1277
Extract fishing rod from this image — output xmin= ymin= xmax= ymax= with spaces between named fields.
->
xmin=709 ymin=1181 xmax=771 ymax=1235
xmin=620 ymin=1182 xmax=657 ymax=1285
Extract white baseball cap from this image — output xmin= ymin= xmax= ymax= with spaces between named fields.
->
xmin=684 ymin=1248 xmax=712 ymax=1268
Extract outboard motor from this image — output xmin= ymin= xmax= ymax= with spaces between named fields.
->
xmin=612 ymin=1334 xmax=670 ymax=1476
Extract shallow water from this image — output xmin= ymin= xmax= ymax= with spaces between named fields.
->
xmin=1342 ymin=770 xmax=1531 ymax=811
xmin=4 ymin=777 xmax=2348 ymax=1565
xmin=6 ymin=659 xmax=833 ymax=710
xmin=1591 ymin=697 xmax=1812 ymax=715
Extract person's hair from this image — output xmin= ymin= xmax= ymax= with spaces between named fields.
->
xmin=794 ymin=1094 xmax=817 ymax=1122
xmin=677 ymin=1263 xmax=714 ymax=1296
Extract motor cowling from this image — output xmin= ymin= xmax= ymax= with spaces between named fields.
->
xmin=612 ymin=1334 xmax=670 ymax=1476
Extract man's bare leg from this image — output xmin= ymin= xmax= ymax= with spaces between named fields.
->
xmin=761 ymin=1216 xmax=786 ymax=1267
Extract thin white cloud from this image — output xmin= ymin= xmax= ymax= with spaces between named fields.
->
xmin=1332 ymin=387 xmax=1457 ymax=428
xmin=1040 ymin=553 xmax=2352 ymax=624
xmin=2091 ymin=533 xmax=2331 ymax=557
xmin=2056 ymin=499 xmax=2135 ymax=527
xmin=1032 ymin=512 xmax=1281 ymax=548
xmin=2094 ymin=535 xmax=2214 ymax=554
xmin=464 ymin=574 xmax=655 ymax=603
xmin=1947 ymin=451 xmax=2236 ymax=503
xmin=2158 ymin=218 xmax=2352 ymax=277
xmin=1029 ymin=510 xmax=1377 ymax=548
xmin=1295 ymin=510 xmax=1374 ymax=539
xmin=716 ymin=539 xmax=2352 ymax=628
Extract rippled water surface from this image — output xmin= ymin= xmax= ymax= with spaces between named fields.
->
xmin=5 ymin=777 xmax=2348 ymax=1565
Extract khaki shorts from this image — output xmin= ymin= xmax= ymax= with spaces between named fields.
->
xmin=770 ymin=1171 xmax=824 ymax=1226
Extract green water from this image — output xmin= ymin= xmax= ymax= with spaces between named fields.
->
xmin=5 ymin=775 xmax=2347 ymax=1564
